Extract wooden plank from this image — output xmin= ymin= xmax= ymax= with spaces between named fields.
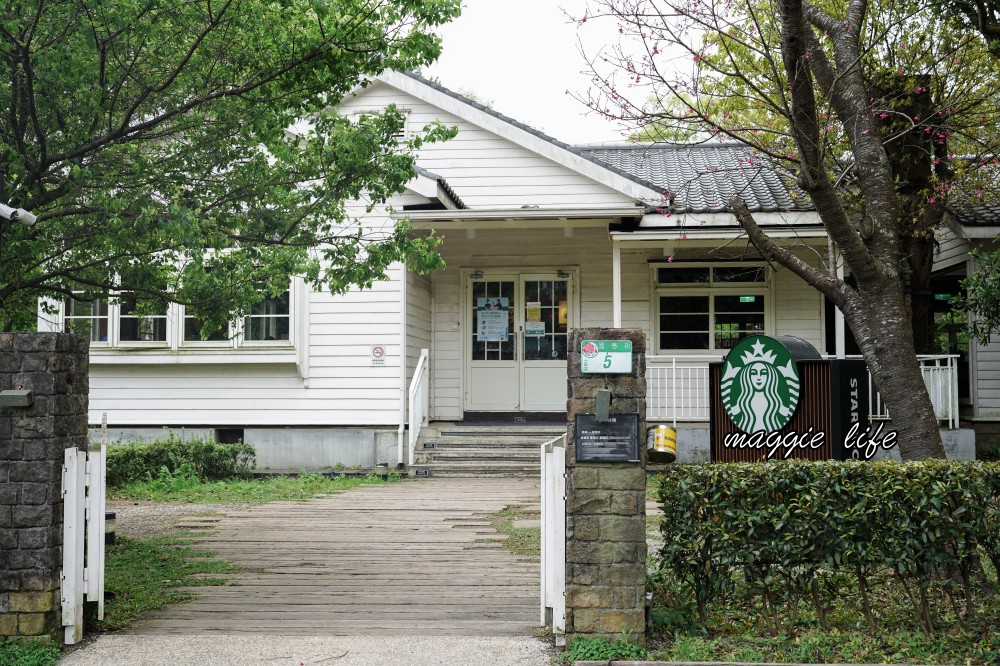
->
xmin=130 ymin=478 xmax=542 ymax=636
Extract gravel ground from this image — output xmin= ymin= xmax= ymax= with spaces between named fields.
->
xmin=107 ymin=500 xmax=252 ymax=538
xmin=60 ymin=635 xmax=558 ymax=665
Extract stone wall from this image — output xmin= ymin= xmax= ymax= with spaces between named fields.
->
xmin=565 ymin=328 xmax=647 ymax=641
xmin=1 ymin=333 xmax=89 ymax=639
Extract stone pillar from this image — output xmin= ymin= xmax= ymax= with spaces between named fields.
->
xmin=565 ymin=328 xmax=646 ymax=641
xmin=1 ymin=333 xmax=89 ymax=639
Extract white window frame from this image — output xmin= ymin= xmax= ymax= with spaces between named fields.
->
xmin=652 ymin=263 xmax=774 ymax=354
xmin=115 ymin=293 xmax=172 ymax=348
xmin=179 ymin=305 xmax=237 ymax=348
xmin=56 ymin=282 xmax=297 ymax=353
xmin=63 ymin=291 xmax=111 ymax=347
xmin=239 ymin=287 xmax=293 ymax=348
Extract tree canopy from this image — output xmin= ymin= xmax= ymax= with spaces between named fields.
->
xmin=0 ymin=0 xmax=460 ymax=331
xmin=577 ymin=0 xmax=1000 ymax=458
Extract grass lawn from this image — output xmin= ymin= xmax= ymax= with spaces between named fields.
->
xmin=491 ymin=505 xmax=541 ymax=558
xmin=100 ymin=533 xmax=244 ymax=631
xmin=0 ymin=638 xmax=60 ymax=666
xmin=109 ymin=470 xmax=402 ymax=504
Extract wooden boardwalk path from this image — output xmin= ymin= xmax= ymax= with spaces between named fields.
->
xmin=128 ymin=477 xmax=542 ymax=636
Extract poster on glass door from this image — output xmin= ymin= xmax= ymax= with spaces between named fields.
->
xmin=476 ymin=297 xmax=509 ymax=342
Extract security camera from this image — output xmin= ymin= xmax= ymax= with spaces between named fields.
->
xmin=0 ymin=203 xmax=37 ymax=226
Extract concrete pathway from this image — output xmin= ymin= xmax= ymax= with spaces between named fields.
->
xmin=62 ymin=478 xmax=556 ymax=665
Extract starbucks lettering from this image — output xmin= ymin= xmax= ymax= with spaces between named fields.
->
xmin=709 ymin=336 xmax=892 ymax=462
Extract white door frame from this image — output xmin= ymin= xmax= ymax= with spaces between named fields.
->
xmin=462 ymin=267 xmax=580 ymax=412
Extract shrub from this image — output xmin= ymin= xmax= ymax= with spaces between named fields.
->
xmin=655 ymin=460 xmax=1000 ymax=634
xmin=562 ymin=634 xmax=649 ymax=663
xmin=106 ymin=430 xmax=255 ymax=486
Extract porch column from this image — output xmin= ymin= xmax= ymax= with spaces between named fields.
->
xmin=612 ymin=240 xmax=622 ymax=328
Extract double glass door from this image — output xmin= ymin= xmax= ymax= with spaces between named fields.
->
xmin=466 ymin=272 xmax=573 ymax=411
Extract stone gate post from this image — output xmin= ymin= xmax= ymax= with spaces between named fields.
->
xmin=1 ymin=333 xmax=89 ymax=639
xmin=565 ymin=327 xmax=647 ymax=641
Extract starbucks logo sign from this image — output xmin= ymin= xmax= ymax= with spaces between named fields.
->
xmin=721 ymin=336 xmax=800 ymax=434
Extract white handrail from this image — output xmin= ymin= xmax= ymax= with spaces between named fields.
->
xmin=407 ymin=348 xmax=430 ymax=468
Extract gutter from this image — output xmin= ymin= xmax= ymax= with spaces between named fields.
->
xmin=391 ymin=205 xmax=645 ymax=223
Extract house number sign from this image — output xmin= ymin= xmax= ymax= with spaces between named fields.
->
xmin=580 ymin=340 xmax=633 ymax=374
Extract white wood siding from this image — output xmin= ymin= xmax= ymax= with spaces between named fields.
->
xmin=773 ymin=260 xmax=827 ymax=353
xmin=934 ymin=226 xmax=971 ymax=271
xmin=340 ymin=81 xmax=637 ymax=209
xmin=89 ymin=263 xmax=406 ymax=427
xmin=406 ymin=270 xmax=433 ymax=420
xmin=428 ymin=228 xmax=826 ymax=419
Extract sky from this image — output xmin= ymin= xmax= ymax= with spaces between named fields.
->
xmin=423 ymin=0 xmax=631 ymax=145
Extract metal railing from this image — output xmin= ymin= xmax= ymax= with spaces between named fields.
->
xmin=540 ymin=433 xmax=566 ymax=637
xmin=868 ymin=354 xmax=960 ymax=430
xmin=407 ymin=348 xmax=430 ymax=467
xmin=646 ymin=353 xmax=961 ymax=429
xmin=646 ymin=355 xmax=720 ymax=425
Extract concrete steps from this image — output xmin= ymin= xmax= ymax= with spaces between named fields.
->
xmin=409 ymin=423 xmax=565 ymax=478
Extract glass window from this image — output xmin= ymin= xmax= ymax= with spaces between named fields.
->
xmin=184 ymin=312 xmax=229 ymax=343
xmin=656 ymin=266 xmax=767 ymax=352
xmin=523 ymin=279 xmax=569 ymax=361
xmin=470 ymin=280 xmax=515 ymax=361
xmin=64 ymin=295 xmax=109 ymax=342
xmin=119 ymin=295 xmax=168 ymax=343
xmin=657 ymin=267 xmax=710 ymax=284
xmin=244 ymin=291 xmax=290 ymax=342
xmin=713 ymin=295 xmax=766 ymax=349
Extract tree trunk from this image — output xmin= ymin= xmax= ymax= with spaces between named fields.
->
xmin=852 ymin=277 xmax=947 ymax=459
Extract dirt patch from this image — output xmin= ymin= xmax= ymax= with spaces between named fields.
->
xmin=107 ymin=501 xmax=252 ymax=539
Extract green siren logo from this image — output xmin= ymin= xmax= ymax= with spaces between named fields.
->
xmin=722 ymin=336 xmax=800 ymax=434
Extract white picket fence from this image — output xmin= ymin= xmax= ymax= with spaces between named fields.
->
xmin=540 ymin=433 xmax=566 ymax=637
xmin=61 ymin=441 xmax=106 ymax=644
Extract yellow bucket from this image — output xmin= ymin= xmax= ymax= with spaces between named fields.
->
xmin=647 ymin=425 xmax=677 ymax=463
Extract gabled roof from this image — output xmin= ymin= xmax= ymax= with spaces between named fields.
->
xmin=579 ymin=143 xmax=814 ymax=214
xmin=387 ymin=72 xmax=814 ymax=215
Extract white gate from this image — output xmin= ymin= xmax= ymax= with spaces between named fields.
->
xmin=61 ymin=440 xmax=106 ymax=644
xmin=540 ymin=433 xmax=566 ymax=636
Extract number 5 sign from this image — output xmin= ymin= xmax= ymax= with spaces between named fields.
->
xmin=580 ymin=340 xmax=633 ymax=374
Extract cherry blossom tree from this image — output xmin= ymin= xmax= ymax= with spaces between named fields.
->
xmin=577 ymin=0 xmax=1000 ymax=458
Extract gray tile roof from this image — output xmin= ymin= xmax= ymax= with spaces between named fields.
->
xmin=578 ymin=143 xmax=814 ymax=214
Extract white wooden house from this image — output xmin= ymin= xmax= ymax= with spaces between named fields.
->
xmin=43 ymin=71 xmax=981 ymax=470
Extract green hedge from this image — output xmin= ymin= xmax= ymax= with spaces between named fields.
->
xmin=655 ymin=460 xmax=1000 ymax=633
xmin=106 ymin=431 xmax=255 ymax=486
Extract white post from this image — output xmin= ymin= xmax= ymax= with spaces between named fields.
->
xmin=61 ymin=448 xmax=86 ymax=644
xmin=834 ymin=247 xmax=846 ymax=359
xmin=612 ymin=241 xmax=622 ymax=328
xmin=552 ymin=440 xmax=566 ymax=635
xmin=398 ymin=263 xmax=408 ymax=467
xmin=84 ymin=441 xmax=106 ymax=620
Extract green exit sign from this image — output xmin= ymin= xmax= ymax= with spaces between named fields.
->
xmin=739 ymin=296 xmax=756 ymax=303
xmin=934 ymin=293 xmax=952 ymax=301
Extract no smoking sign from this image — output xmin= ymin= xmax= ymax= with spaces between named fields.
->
xmin=370 ymin=345 xmax=386 ymax=366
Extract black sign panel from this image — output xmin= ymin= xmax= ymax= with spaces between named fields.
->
xmin=831 ymin=359 xmax=871 ymax=460
xmin=575 ymin=413 xmax=640 ymax=463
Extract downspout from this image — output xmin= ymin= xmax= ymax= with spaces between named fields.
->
xmin=398 ymin=263 xmax=408 ymax=467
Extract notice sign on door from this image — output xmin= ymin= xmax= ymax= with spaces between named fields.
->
xmin=476 ymin=298 xmax=509 ymax=342
xmin=581 ymin=340 xmax=633 ymax=374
